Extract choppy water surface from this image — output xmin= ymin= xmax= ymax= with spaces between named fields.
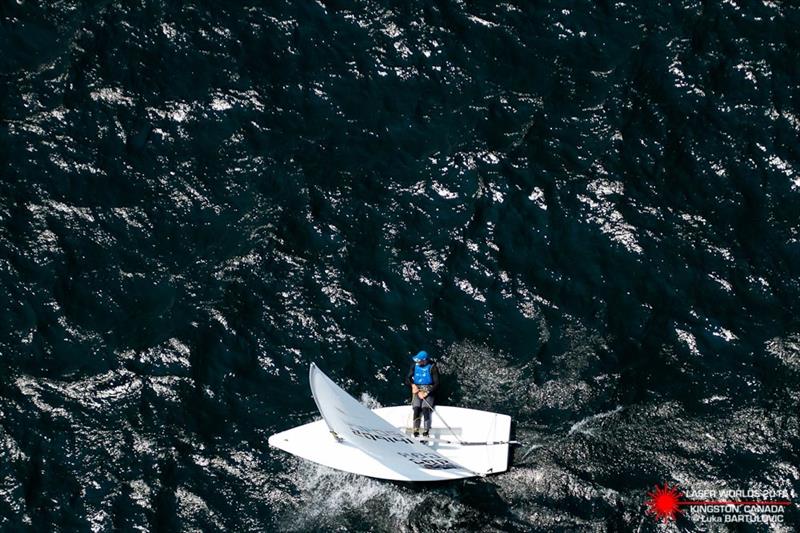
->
xmin=2 ymin=1 xmax=799 ymax=531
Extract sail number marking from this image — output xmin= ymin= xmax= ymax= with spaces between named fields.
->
xmin=397 ymin=452 xmax=458 ymax=470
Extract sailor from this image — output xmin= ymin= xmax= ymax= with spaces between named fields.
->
xmin=405 ymin=350 xmax=439 ymax=438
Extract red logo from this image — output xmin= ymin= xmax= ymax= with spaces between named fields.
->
xmin=646 ymin=483 xmax=684 ymax=522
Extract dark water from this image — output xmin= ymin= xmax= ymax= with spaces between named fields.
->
xmin=2 ymin=1 xmax=800 ymax=531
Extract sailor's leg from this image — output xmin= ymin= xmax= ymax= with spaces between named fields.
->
xmin=421 ymin=407 xmax=432 ymax=433
xmin=412 ymin=407 xmax=422 ymax=430
xmin=411 ymin=395 xmax=422 ymax=434
xmin=421 ymin=394 xmax=435 ymax=434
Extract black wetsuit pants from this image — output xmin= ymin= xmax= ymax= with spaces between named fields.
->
xmin=411 ymin=393 xmax=435 ymax=432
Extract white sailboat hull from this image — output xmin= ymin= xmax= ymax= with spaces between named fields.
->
xmin=268 ymin=405 xmax=511 ymax=481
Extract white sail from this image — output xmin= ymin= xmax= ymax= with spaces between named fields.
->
xmin=307 ymin=363 xmax=477 ymax=481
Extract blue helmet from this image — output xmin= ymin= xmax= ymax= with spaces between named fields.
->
xmin=412 ymin=350 xmax=429 ymax=362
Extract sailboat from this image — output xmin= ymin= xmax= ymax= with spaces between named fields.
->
xmin=268 ymin=363 xmax=512 ymax=481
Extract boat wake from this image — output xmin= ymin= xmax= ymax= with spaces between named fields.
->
xmin=276 ymin=460 xmax=464 ymax=532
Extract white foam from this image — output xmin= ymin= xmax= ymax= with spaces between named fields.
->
xmin=278 ymin=460 xmax=434 ymax=531
xmin=568 ymin=406 xmax=623 ymax=436
xmin=578 ymin=179 xmax=643 ymax=254
xmin=676 ymin=328 xmax=700 ymax=356
xmin=766 ymin=334 xmax=800 ymax=370
xmin=467 ymin=14 xmax=498 ymax=28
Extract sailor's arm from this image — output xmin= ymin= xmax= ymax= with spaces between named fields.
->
xmin=428 ymin=364 xmax=440 ymax=394
xmin=405 ymin=363 xmax=418 ymax=393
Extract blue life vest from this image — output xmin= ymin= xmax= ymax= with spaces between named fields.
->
xmin=413 ymin=363 xmax=433 ymax=385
